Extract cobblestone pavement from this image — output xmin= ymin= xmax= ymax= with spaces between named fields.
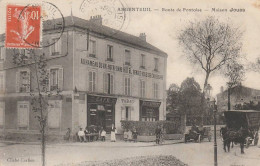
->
xmin=0 ymin=139 xmax=259 ymax=166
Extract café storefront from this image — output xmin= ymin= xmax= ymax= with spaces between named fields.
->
xmin=139 ymin=100 xmax=161 ymax=121
xmin=87 ymin=95 xmax=117 ymax=132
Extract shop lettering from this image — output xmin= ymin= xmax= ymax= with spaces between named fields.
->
xmin=142 ymin=101 xmax=161 ymax=107
xmin=88 ymin=95 xmax=117 ymax=104
xmin=121 ymin=98 xmax=135 ymax=104
xmin=81 ymin=58 xmax=163 ymax=80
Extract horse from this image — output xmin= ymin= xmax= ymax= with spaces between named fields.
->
xmin=220 ymin=126 xmax=249 ymax=154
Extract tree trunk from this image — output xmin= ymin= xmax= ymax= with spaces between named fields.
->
xmin=201 ymin=72 xmax=211 ymax=125
xmin=42 ymin=125 xmax=45 ymax=166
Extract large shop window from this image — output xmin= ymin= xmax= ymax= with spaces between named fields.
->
xmin=140 ymin=80 xmax=146 ymax=98
xmin=48 ymin=67 xmax=63 ymax=91
xmin=124 ymin=77 xmax=131 ymax=96
xmin=140 ymin=100 xmax=161 ymax=121
xmin=89 ymin=71 xmax=96 ymax=92
xmin=51 ymin=38 xmax=61 ymax=55
xmin=0 ymin=72 xmax=5 ymax=93
xmin=0 ymin=102 xmax=4 ymax=126
xmin=104 ymin=73 xmax=114 ymax=94
xmin=48 ymin=100 xmax=62 ymax=128
xmin=121 ymin=106 xmax=132 ymax=121
xmin=89 ymin=40 xmax=96 ymax=58
xmin=17 ymin=102 xmax=29 ymax=129
xmin=16 ymin=69 xmax=30 ymax=93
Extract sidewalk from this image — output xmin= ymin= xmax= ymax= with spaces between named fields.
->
xmin=0 ymin=139 xmax=184 ymax=148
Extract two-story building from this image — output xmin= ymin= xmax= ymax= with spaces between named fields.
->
xmin=0 ymin=15 xmax=168 ymax=137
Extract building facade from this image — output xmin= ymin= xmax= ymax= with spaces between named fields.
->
xmin=217 ymin=85 xmax=260 ymax=113
xmin=0 ymin=16 xmax=168 ymax=136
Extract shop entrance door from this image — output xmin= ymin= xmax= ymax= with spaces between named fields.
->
xmin=97 ymin=110 xmax=106 ymax=129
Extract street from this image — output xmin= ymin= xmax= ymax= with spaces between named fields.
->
xmin=0 ymin=139 xmax=259 ymax=166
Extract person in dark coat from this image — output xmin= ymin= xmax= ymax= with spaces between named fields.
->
xmin=155 ymin=125 xmax=162 ymax=144
xmin=132 ymin=126 xmax=138 ymax=143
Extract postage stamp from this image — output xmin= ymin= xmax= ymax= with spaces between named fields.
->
xmin=5 ymin=4 xmax=41 ymax=48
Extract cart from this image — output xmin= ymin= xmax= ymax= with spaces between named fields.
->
xmin=184 ymin=126 xmax=212 ymax=143
xmin=224 ymin=110 xmax=260 ymax=146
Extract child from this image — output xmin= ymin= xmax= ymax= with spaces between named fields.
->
xmin=123 ymin=129 xmax=128 ymax=142
xmin=127 ymin=129 xmax=133 ymax=142
xmin=101 ymin=128 xmax=106 ymax=141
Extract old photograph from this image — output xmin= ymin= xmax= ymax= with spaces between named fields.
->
xmin=0 ymin=0 xmax=260 ymax=165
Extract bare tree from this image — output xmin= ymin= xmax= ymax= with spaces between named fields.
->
xmin=12 ymin=49 xmax=61 ymax=166
xmin=224 ymin=61 xmax=245 ymax=110
xmin=178 ymin=16 xmax=243 ymax=93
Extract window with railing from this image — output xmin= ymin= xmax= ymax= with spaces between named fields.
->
xmin=16 ymin=70 xmax=30 ymax=93
xmin=89 ymin=40 xmax=96 ymax=58
xmin=107 ymin=45 xmax=113 ymax=61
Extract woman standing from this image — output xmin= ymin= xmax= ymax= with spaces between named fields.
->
xmin=111 ymin=124 xmax=117 ymax=142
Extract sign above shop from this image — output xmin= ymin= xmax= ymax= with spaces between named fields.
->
xmin=88 ymin=95 xmax=117 ymax=104
xmin=121 ymin=98 xmax=135 ymax=104
xmin=81 ymin=58 xmax=163 ymax=80
xmin=140 ymin=100 xmax=161 ymax=107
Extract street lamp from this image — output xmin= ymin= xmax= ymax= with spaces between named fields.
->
xmin=210 ymin=98 xmax=218 ymax=166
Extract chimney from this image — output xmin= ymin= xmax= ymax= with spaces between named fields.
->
xmin=221 ymin=86 xmax=224 ymax=93
xmin=89 ymin=15 xmax=102 ymax=26
xmin=139 ymin=33 xmax=146 ymax=42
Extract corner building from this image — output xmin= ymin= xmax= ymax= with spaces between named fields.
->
xmin=0 ymin=16 xmax=167 ymax=136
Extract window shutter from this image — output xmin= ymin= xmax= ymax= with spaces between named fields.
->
xmin=89 ymin=71 xmax=93 ymax=91
xmin=26 ymin=70 xmax=31 ymax=92
xmin=16 ymin=71 xmax=20 ymax=92
xmin=58 ymin=39 xmax=61 ymax=53
xmin=110 ymin=74 xmax=114 ymax=94
xmin=121 ymin=106 xmax=126 ymax=120
xmin=104 ymin=73 xmax=108 ymax=93
xmin=47 ymin=69 xmax=50 ymax=91
xmin=93 ymin=72 xmax=96 ymax=91
xmin=58 ymin=68 xmax=63 ymax=91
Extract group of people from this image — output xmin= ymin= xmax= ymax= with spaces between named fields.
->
xmin=77 ymin=124 xmax=117 ymax=142
xmin=123 ymin=127 xmax=138 ymax=142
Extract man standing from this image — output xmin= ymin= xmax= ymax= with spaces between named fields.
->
xmin=155 ymin=125 xmax=162 ymax=144
xmin=78 ymin=128 xmax=86 ymax=142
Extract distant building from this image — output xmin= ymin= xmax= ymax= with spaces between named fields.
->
xmin=0 ymin=15 xmax=168 ymax=136
xmin=216 ymin=85 xmax=260 ymax=112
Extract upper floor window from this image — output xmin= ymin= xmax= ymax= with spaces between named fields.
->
xmin=125 ymin=50 xmax=131 ymax=65
xmin=140 ymin=54 xmax=145 ymax=68
xmin=16 ymin=70 xmax=30 ymax=93
xmin=51 ymin=38 xmax=61 ymax=56
xmin=49 ymin=67 xmax=63 ymax=91
xmin=0 ymin=72 xmax=4 ymax=93
xmin=121 ymin=106 xmax=131 ymax=121
xmin=19 ymin=49 xmax=30 ymax=59
xmin=140 ymin=80 xmax=146 ymax=98
xmin=89 ymin=40 xmax=96 ymax=58
xmin=89 ymin=71 xmax=96 ymax=92
xmin=104 ymin=73 xmax=114 ymax=94
xmin=107 ymin=45 xmax=113 ymax=61
xmin=124 ymin=77 xmax=131 ymax=96
xmin=154 ymin=58 xmax=159 ymax=71
xmin=0 ymin=46 xmax=5 ymax=61
xmin=153 ymin=82 xmax=159 ymax=99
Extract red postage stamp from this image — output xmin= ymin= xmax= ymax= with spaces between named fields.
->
xmin=5 ymin=4 xmax=41 ymax=48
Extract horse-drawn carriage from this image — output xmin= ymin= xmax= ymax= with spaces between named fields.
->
xmin=221 ymin=110 xmax=260 ymax=153
xmin=184 ymin=126 xmax=212 ymax=143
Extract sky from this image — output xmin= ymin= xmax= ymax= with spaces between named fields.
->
xmin=1 ymin=0 xmax=260 ymax=96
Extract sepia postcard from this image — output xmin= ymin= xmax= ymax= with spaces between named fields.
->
xmin=0 ymin=0 xmax=260 ymax=166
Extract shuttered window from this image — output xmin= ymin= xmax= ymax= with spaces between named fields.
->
xmin=48 ymin=67 xmax=63 ymax=91
xmin=124 ymin=77 xmax=131 ymax=96
xmin=104 ymin=73 xmax=114 ymax=94
xmin=48 ymin=100 xmax=62 ymax=128
xmin=153 ymin=82 xmax=159 ymax=99
xmin=16 ymin=70 xmax=30 ymax=93
xmin=89 ymin=71 xmax=96 ymax=92
xmin=51 ymin=38 xmax=61 ymax=55
xmin=140 ymin=80 xmax=145 ymax=98
xmin=17 ymin=102 xmax=29 ymax=128
xmin=125 ymin=50 xmax=131 ymax=65
xmin=89 ymin=40 xmax=96 ymax=57
xmin=0 ymin=46 xmax=5 ymax=61
xmin=0 ymin=102 xmax=4 ymax=126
